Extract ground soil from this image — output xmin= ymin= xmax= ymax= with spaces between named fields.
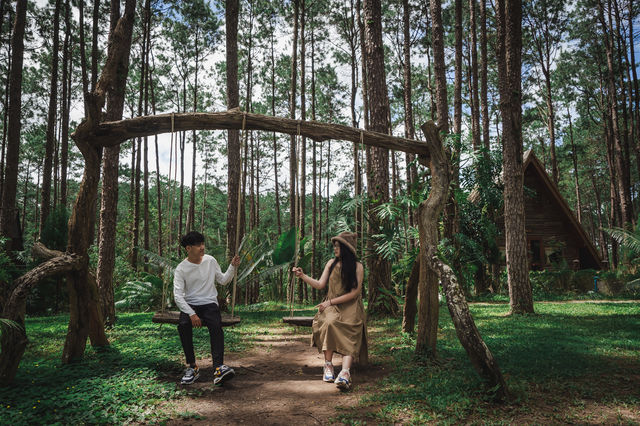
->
xmin=160 ymin=326 xmax=384 ymax=425
xmin=157 ymin=302 xmax=640 ymax=425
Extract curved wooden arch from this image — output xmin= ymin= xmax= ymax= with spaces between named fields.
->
xmin=72 ymin=109 xmax=432 ymax=159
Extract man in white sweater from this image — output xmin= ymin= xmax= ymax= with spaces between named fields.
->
xmin=174 ymin=231 xmax=241 ymax=385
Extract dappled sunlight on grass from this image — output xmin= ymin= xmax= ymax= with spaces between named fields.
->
xmin=1 ymin=302 xmax=638 ymax=424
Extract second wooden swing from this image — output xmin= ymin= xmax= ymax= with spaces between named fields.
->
xmin=152 ymin=113 xmax=245 ymax=326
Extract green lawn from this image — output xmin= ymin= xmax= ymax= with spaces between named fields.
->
xmin=1 ymin=301 xmax=638 ymax=425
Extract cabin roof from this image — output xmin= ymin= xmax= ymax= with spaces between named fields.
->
xmin=522 ymin=150 xmax=603 ymax=269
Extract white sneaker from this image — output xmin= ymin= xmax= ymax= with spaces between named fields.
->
xmin=180 ymin=366 xmax=200 ymax=384
xmin=335 ymin=370 xmax=351 ymax=390
xmin=323 ymin=363 xmax=334 ymax=382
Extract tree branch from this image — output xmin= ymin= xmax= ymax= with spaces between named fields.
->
xmin=72 ymin=109 xmax=432 ymax=158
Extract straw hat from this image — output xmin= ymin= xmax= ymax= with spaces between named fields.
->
xmin=331 ymin=231 xmax=357 ymax=256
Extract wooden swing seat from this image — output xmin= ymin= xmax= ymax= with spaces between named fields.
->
xmin=152 ymin=310 xmax=241 ymax=326
xmin=282 ymin=316 xmax=314 ymax=326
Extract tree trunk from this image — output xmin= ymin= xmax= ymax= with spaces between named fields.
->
xmin=0 ymin=244 xmax=82 ymax=385
xmin=400 ymin=0 xmax=417 ymax=242
xmin=40 ymin=0 xmax=62 ymax=237
xmin=91 ymin=0 xmax=99 ymax=90
xmin=187 ymin=30 xmax=199 ymax=233
xmin=270 ymin=15 xmax=282 ymax=235
xmin=363 ymin=0 xmax=398 ymax=316
xmin=96 ymin=143 xmax=120 ymax=327
xmin=597 ymin=0 xmax=633 ymax=228
xmin=60 ymin=0 xmax=71 ymax=209
xmin=289 ymin=0 xmax=299 ymax=232
xmin=311 ymin=15 xmax=318 ymax=293
xmin=496 ymin=0 xmax=533 ymax=314
xmin=142 ymin=0 xmax=151 ymax=269
xmin=567 ymin=108 xmax=581 ymax=223
xmin=479 ymin=0 xmax=490 ymax=152
xmin=226 ymin=0 xmax=241 ymax=258
xmin=0 ymin=0 xmax=27 ymax=252
xmin=415 ymin=0 xmax=448 ymax=355
xmin=96 ymin=0 xmax=133 ymax=328
xmin=420 ymin=121 xmax=508 ymax=400
xmin=469 ymin=0 xmax=481 ymax=152
xmin=299 ymin=0 xmax=307 ymax=303
xmin=402 ymin=259 xmax=419 ymax=333
xmin=63 ymin=0 xmax=136 ymax=362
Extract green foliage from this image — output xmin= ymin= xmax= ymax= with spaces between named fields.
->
xmin=443 ymin=149 xmax=503 ymax=293
xmin=603 ymin=219 xmax=640 ymax=273
xmin=0 ymin=238 xmax=19 ymax=283
xmin=115 ymin=273 xmax=165 ymax=311
xmin=271 ymin=227 xmax=297 ymax=266
xmin=39 ymin=205 xmax=68 ymax=252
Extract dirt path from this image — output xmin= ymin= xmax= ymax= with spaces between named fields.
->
xmin=162 ymin=327 xmax=381 ymax=425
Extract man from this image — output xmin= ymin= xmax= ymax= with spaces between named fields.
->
xmin=174 ymin=231 xmax=241 ymax=385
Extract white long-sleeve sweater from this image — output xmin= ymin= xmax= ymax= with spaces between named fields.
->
xmin=173 ymin=254 xmax=236 ymax=316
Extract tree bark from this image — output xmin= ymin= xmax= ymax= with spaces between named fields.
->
xmin=226 ymin=0 xmax=241 ymax=258
xmin=60 ymin=0 xmax=71 ymax=208
xmin=402 ymin=0 xmax=418 ymax=238
xmin=597 ymin=0 xmax=633 ymax=228
xmin=289 ymin=0 xmax=299 ymax=231
xmin=63 ymin=0 xmax=136 ymax=362
xmin=420 ymin=121 xmax=508 ymax=399
xmin=496 ymin=0 xmax=533 ymax=314
xmin=95 ymin=0 xmax=132 ymax=328
xmin=82 ymin=111 xmax=431 ymax=156
xmin=299 ymin=0 xmax=307 ymax=303
xmin=567 ymin=108 xmax=582 ymax=223
xmin=40 ymin=0 xmax=62 ymax=237
xmin=363 ymin=0 xmax=398 ymax=316
xmin=479 ymin=0 xmax=490 ymax=152
xmin=0 ymin=0 xmax=27 ymax=252
xmin=0 ymin=244 xmax=82 ymax=385
xmin=402 ymin=258 xmax=419 ymax=333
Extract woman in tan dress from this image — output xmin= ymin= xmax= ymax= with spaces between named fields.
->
xmin=292 ymin=231 xmax=367 ymax=390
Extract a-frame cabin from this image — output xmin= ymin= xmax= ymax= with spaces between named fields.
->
xmin=495 ymin=150 xmax=603 ymax=271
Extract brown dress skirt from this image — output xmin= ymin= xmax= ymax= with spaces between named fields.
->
xmin=311 ymin=263 xmax=368 ymax=362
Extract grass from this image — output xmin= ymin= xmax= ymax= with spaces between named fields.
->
xmin=1 ymin=300 xmax=638 ymax=424
xmin=336 ymin=301 xmax=640 ymax=424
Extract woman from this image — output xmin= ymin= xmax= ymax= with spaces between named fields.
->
xmin=292 ymin=231 xmax=368 ymax=390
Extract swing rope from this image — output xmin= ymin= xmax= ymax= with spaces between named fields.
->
xmin=160 ymin=113 xmax=176 ymax=313
xmin=231 ymin=112 xmax=247 ymax=318
xmin=288 ymin=122 xmax=302 ymax=318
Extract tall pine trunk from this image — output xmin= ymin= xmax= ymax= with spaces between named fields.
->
xmin=496 ymin=0 xmax=533 ymax=314
xmin=0 ymin=0 xmax=27 ymax=252
xmin=226 ymin=0 xmax=241 ymax=259
xmin=39 ymin=0 xmax=62 ymax=236
xmin=363 ymin=0 xmax=398 ymax=316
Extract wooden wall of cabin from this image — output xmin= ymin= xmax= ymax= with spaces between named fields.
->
xmin=495 ymin=171 xmax=597 ymax=270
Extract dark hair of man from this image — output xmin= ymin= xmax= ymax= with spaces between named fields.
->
xmin=328 ymin=241 xmax=358 ymax=293
xmin=181 ymin=231 xmax=205 ymax=248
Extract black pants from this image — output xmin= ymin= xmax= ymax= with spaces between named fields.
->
xmin=178 ymin=303 xmax=224 ymax=367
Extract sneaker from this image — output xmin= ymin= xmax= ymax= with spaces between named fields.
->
xmin=180 ymin=366 xmax=200 ymax=385
xmin=323 ymin=363 xmax=334 ymax=382
xmin=335 ymin=370 xmax=351 ymax=391
xmin=213 ymin=364 xmax=235 ymax=385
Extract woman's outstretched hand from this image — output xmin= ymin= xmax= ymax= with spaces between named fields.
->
xmin=316 ymin=300 xmax=331 ymax=313
xmin=292 ymin=267 xmax=304 ymax=278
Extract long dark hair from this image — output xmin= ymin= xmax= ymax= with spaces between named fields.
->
xmin=328 ymin=241 xmax=358 ymax=293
